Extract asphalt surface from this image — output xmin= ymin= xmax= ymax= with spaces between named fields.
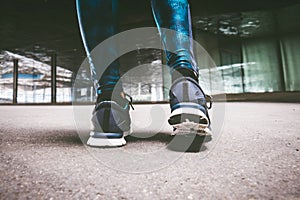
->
xmin=0 ymin=102 xmax=300 ymax=199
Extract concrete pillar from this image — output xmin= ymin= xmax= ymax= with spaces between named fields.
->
xmin=13 ymin=59 xmax=18 ymax=104
xmin=51 ymin=53 xmax=57 ymax=103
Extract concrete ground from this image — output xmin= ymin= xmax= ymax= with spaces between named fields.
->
xmin=0 ymin=102 xmax=299 ymax=199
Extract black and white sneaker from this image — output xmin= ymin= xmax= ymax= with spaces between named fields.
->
xmin=88 ymin=92 xmax=133 ymax=147
xmin=168 ymin=77 xmax=212 ymax=136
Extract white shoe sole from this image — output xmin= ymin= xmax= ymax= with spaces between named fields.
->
xmin=87 ymin=132 xmax=126 ymax=147
xmin=169 ymin=106 xmax=211 ymax=136
xmin=172 ymin=121 xmax=212 ymax=136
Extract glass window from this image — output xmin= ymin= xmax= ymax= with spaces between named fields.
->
xmin=281 ymin=34 xmax=300 ymax=91
xmin=242 ymin=37 xmax=283 ymax=92
xmin=0 ymin=52 xmax=13 ymax=103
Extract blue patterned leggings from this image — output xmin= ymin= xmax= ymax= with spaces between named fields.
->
xmin=76 ymin=0 xmax=198 ymax=94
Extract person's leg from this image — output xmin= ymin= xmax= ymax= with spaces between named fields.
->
xmin=151 ymin=0 xmax=198 ymax=81
xmin=76 ymin=0 xmax=132 ymax=147
xmin=151 ymin=0 xmax=212 ymax=135
xmin=76 ymin=0 xmax=122 ymax=95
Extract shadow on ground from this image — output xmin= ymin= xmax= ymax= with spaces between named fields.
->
xmin=8 ymin=128 xmax=212 ymax=153
xmin=126 ymin=133 xmax=212 ymax=152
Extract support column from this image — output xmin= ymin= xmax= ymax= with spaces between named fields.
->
xmin=13 ymin=59 xmax=18 ymax=104
xmin=51 ymin=53 xmax=57 ymax=104
xmin=240 ymin=40 xmax=245 ymax=93
xmin=161 ymin=50 xmax=171 ymax=101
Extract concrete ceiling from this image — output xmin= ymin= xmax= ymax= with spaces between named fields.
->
xmin=1 ymin=0 xmax=299 ymax=74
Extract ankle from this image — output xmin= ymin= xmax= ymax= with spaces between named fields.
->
xmin=96 ymin=91 xmax=113 ymax=103
xmin=97 ymin=91 xmax=133 ymax=109
xmin=172 ymin=68 xmax=198 ymax=83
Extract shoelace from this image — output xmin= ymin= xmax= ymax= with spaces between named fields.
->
xmin=205 ymin=94 xmax=213 ymax=109
xmin=124 ymin=92 xmax=134 ymax=110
